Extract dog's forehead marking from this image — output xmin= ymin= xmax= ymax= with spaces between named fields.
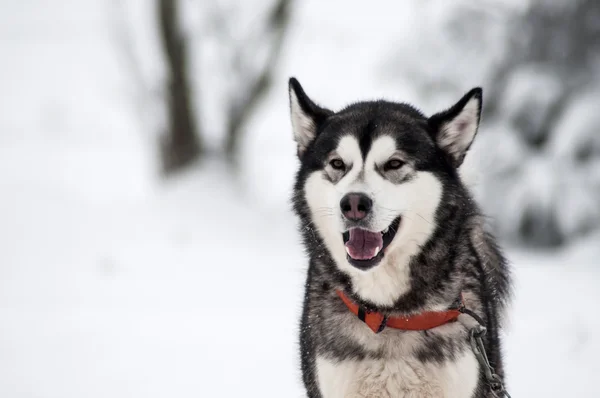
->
xmin=335 ymin=135 xmax=361 ymax=161
xmin=335 ymin=135 xmax=364 ymax=184
xmin=366 ymin=136 xmax=397 ymax=166
xmin=358 ymin=124 xmax=373 ymax=159
xmin=335 ymin=134 xmax=400 ymax=188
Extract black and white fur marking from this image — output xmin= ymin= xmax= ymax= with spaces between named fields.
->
xmin=288 ymin=78 xmax=512 ymax=398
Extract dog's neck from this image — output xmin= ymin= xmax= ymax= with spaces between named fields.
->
xmin=335 ymin=289 xmax=464 ymax=334
xmin=320 ymin=250 xmax=466 ymax=316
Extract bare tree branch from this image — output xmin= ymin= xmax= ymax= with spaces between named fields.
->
xmin=224 ymin=0 xmax=293 ymax=161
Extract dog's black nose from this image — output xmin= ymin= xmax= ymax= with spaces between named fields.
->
xmin=340 ymin=193 xmax=372 ymax=221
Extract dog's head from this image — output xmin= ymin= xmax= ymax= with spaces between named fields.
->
xmin=289 ymin=78 xmax=482 ymax=305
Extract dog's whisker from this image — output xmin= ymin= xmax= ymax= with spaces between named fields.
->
xmin=405 ymin=210 xmax=433 ymax=226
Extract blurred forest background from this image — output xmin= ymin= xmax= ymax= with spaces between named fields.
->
xmin=128 ymin=0 xmax=600 ymax=248
xmin=1 ymin=0 xmax=599 ymax=397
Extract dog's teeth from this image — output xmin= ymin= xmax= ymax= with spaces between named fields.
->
xmin=346 ymin=247 xmax=351 ymax=256
xmin=383 ymin=227 xmax=389 ymax=234
xmin=374 ymin=246 xmax=380 ymax=256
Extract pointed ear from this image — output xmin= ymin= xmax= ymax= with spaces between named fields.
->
xmin=428 ymin=88 xmax=483 ymax=168
xmin=288 ymin=77 xmax=333 ymax=158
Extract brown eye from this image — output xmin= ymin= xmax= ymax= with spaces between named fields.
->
xmin=384 ymin=159 xmax=404 ymax=171
xmin=330 ymin=159 xmax=345 ymax=170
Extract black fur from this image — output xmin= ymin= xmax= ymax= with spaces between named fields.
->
xmin=289 ymin=78 xmax=512 ymax=398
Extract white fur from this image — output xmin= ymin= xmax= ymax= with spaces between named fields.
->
xmin=290 ymin=89 xmax=316 ymax=152
xmin=304 ymin=136 xmax=442 ymax=306
xmin=316 ymin=349 xmax=478 ymax=398
xmin=315 ymin=310 xmax=480 ymax=397
xmin=437 ymin=96 xmax=480 ymax=162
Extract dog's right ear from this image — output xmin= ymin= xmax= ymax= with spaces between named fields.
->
xmin=288 ymin=78 xmax=332 ymax=158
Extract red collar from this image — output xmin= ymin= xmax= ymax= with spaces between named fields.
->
xmin=336 ymin=290 xmax=463 ymax=333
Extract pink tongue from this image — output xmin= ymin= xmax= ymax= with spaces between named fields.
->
xmin=345 ymin=228 xmax=383 ymax=260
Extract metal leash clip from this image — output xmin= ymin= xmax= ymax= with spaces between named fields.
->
xmin=469 ymin=325 xmax=511 ymax=398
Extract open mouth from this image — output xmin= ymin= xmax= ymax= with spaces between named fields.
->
xmin=342 ymin=216 xmax=402 ymax=270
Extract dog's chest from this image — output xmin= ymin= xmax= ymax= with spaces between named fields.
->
xmin=315 ymin=350 xmax=478 ymax=398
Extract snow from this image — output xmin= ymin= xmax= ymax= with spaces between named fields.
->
xmin=499 ymin=64 xmax=565 ymax=143
xmin=549 ymin=87 xmax=600 ymax=161
xmin=0 ymin=158 xmax=305 ymax=398
xmin=505 ymin=250 xmax=600 ymax=397
xmin=1 ymin=0 xmax=600 ymax=397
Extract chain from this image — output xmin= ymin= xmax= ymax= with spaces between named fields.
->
xmin=469 ymin=325 xmax=512 ymax=398
xmin=458 ymin=306 xmax=512 ymax=398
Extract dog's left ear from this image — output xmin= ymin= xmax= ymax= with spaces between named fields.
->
xmin=428 ymin=88 xmax=482 ymax=168
xmin=289 ymin=77 xmax=333 ymax=158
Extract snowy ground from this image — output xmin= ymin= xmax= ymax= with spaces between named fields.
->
xmin=0 ymin=159 xmax=305 ymax=398
xmin=1 ymin=0 xmax=599 ymax=397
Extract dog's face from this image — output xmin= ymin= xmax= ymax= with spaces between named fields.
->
xmin=289 ymin=79 xmax=482 ymax=305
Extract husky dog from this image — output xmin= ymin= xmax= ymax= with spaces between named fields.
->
xmin=288 ymin=78 xmax=512 ymax=398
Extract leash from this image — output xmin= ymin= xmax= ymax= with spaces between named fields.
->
xmin=459 ymin=307 xmax=512 ymax=398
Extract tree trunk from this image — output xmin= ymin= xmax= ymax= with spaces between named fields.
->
xmin=158 ymin=0 xmax=201 ymax=175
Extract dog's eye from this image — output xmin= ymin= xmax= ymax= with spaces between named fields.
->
xmin=384 ymin=159 xmax=404 ymax=171
xmin=330 ymin=159 xmax=345 ymax=170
